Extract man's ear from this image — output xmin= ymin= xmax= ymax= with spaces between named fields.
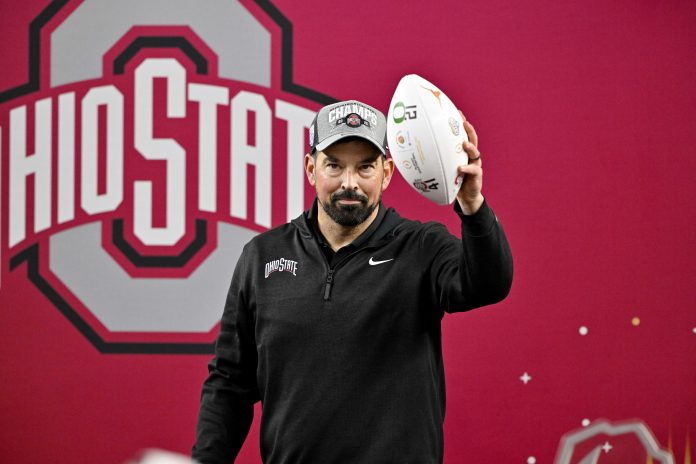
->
xmin=304 ymin=153 xmax=316 ymax=186
xmin=381 ymin=156 xmax=395 ymax=191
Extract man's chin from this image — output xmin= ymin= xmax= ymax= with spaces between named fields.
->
xmin=324 ymin=202 xmax=375 ymax=227
xmin=335 ymin=203 xmax=363 ymax=213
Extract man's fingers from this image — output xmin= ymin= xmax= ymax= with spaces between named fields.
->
xmin=464 ymin=120 xmax=478 ymax=148
xmin=462 ymin=141 xmax=482 ymax=165
xmin=456 ymin=163 xmax=482 ymax=180
xmin=458 ymin=110 xmax=479 ymax=148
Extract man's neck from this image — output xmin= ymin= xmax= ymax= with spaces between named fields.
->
xmin=316 ymin=205 xmax=380 ymax=251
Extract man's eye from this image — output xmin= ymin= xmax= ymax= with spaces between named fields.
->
xmin=360 ymin=164 xmax=375 ymax=171
xmin=326 ymin=163 xmax=339 ymax=169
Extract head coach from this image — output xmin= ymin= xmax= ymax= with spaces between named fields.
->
xmin=192 ymin=99 xmax=513 ymax=463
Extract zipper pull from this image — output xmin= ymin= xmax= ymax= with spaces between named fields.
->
xmin=323 ymin=269 xmax=334 ymax=300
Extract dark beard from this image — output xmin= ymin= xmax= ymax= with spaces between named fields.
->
xmin=319 ymin=189 xmax=379 ymax=227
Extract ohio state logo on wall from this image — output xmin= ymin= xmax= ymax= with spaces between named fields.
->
xmin=0 ymin=0 xmax=334 ymax=353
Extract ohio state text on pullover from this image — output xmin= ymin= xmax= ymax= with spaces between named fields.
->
xmin=193 ymin=199 xmax=513 ymax=463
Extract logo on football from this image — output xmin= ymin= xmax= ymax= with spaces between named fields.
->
xmin=387 ymin=74 xmax=468 ymax=205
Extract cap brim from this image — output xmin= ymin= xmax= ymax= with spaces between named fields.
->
xmin=315 ymin=133 xmax=386 ymax=156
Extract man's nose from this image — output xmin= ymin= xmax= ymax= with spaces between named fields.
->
xmin=341 ymin=167 xmax=359 ymax=190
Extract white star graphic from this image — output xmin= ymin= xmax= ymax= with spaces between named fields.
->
xmin=520 ymin=372 xmax=532 ymax=384
xmin=601 ymin=441 xmax=613 ymax=453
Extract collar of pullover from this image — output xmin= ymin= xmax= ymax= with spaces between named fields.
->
xmin=293 ymin=199 xmax=404 ymax=249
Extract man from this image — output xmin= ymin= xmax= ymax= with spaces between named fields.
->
xmin=193 ymin=100 xmax=513 ymax=463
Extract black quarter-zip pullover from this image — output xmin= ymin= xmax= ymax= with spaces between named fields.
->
xmin=194 ymin=200 xmax=513 ymax=464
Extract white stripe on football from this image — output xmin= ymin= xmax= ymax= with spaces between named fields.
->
xmin=387 ymin=74 xmax=468 ymax=205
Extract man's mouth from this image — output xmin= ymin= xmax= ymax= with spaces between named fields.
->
xmin=331 ymin=192 xmax=367 ymax=206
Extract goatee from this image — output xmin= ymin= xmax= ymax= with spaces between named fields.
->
xmin=319 ymin=189 xmax=379 ymax=227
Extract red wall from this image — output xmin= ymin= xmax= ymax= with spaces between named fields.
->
xmin=1 ymin=1 xmax=694 ymax=463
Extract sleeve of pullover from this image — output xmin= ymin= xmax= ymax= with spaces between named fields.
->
xmin=427 ymin=199 xmax=513 ymax=313
xmin=192 ymin=249 xmax=260 ymax=463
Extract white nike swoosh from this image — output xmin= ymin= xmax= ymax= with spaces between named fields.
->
xmin=369 ymin=257 xmax=394 ymax=266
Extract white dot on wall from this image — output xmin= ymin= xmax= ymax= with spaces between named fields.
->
xmin=579 ymin=326 xmax=588 ymax=336
xmin=582 ymin=418 xmax=591 ymax=427
xmin=527 ymin=457 xmax=537 ymax=464
xmin=692 ymin=327 xmax=696 ymax=334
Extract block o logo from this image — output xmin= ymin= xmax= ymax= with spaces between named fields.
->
xmin=555 ymin=419 xmax=674 ymax=464
xmin=0 ymin=0 xmax=334 ymax=353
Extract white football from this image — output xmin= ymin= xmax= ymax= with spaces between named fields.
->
xmin=387 ymin=74 xmax=469 ymax=205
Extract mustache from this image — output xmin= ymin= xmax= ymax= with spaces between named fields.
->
xmin=331 ymin=190 xmax=368 ymax=203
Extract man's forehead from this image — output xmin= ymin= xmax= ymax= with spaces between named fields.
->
xmin=320 ymin=150 xmax=382 ymax=164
